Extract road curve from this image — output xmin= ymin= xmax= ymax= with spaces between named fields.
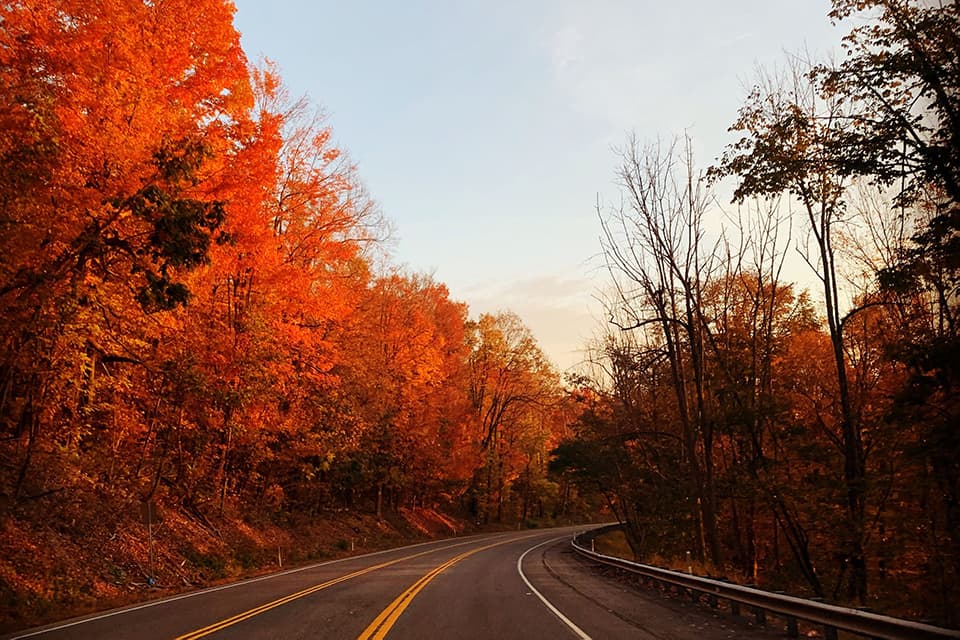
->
xmin=6 ymin=526 xmax=783 ymax=640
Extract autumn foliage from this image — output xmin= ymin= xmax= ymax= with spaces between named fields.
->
xmin=4 ymin=0 xmax=955 ymax=632
xmin=0 ymin=0 xmax=574 ymax=623
xmin=556 ymin=0 xmax=959 ymax=627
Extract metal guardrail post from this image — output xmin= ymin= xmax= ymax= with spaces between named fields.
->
xmin=785 ymin=615 xmax=798 ymax=637
xmin=753 ymin=606 xmax=766 ymax=625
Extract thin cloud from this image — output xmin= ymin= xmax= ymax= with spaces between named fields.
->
xmin=464 ymin=275 xmax=593 ymax=309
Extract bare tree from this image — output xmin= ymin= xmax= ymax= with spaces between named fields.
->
xmin=599 ymin=134 xmax=724 ymax=565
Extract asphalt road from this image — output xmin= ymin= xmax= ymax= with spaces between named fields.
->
xmin=7 ymin=526 xmax=784 ymax=640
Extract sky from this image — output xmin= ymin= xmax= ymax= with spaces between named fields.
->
xmin=231 ymin=1 xmax=846 ymax=373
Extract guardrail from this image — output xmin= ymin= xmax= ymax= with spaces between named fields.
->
xmin=571 ymin=524 xmax=960 ymax=640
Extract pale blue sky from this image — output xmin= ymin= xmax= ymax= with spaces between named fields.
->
xmin=232 ymin=1 xmax=844 ymax=371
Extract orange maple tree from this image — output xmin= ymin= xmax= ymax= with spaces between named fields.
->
xmin=0 ymin=0 xmax=251 ymax=499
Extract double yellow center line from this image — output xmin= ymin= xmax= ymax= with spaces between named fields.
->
xmin=176 ymin=535 xmax=528 ymax=640
xmin=357 ymin=537 xmax=518 ymax=640
xmin=175 ymin=543 xmax=466 ymax=640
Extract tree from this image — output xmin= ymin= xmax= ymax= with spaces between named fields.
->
xmin=816 ymin=0 xmax=959 ymax=209
xmin=713 ymin=0 xmax=960 ymax=604
xmin=819 ymin=4 xmax=960 ymax=599
xmin=334 ymin=272 xmax=474 ymax=516
xmin=0 ymin=0 xmax=251 ymax=501
xmin=468 ymin=312 xmax=559 ymax=522
xmin=599 ymin=134 xmax=725 ymax=565
xmin=714 ymin=59 xmax=874 ymax=601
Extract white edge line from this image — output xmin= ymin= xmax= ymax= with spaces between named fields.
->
xmin=517 ymin=537 xmax=592 ymax=640
xmin=8 ymin=533 xmax=491 ymax=639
